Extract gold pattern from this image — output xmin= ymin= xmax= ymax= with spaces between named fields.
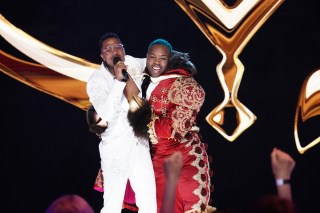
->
xmin=168 ymin=77 xmax=205 ymax=137
xmin=148 ymin=115 xmax=159 ymax=145
xmin=189 ymin=141 xmax=211 ymax=212
xmin=169 ymin=78 xmax=205 ymax=111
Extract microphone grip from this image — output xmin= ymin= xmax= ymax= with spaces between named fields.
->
xmin=122 ymin=69 xmax=129 ymax=82
xmin=113 ymin=56 xmax=129 ymax=82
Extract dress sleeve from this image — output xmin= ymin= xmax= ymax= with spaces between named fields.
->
xmin=154 ymin=77 xmax=205 ymax=139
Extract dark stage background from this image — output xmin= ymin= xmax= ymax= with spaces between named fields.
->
xmin=1 ymin=1 xmax=319 ymax=213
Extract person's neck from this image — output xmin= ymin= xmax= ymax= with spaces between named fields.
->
xmin=103 ymin=61 xmax=115 ymax=77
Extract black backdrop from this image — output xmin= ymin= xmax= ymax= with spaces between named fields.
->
xmin=1 ymin=1 xmax=319 ymax=213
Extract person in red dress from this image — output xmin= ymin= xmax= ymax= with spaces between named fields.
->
xmin=129 ymin=39 xmax=215 ymax=213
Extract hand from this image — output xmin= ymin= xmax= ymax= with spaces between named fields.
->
xmin=114 ymin=60 xmax=128 ymax=81
xmin=93 ymin=168 xmax=104 ymax=192
xmin=271 ymin=147 xmax=296 ymax=179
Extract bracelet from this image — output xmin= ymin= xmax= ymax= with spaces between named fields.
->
xmin=275 ymin=178 xmax=290 ymax=186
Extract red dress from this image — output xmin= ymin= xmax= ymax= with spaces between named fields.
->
xmin=148 ymin=69 xmax=212 ymax=213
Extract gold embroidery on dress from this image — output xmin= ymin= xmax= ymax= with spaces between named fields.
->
xmin=169 ymin=77 xmax=205 ymax=111
xmin=148 ymin=115 xmax=159 ymax=145
xmin=168 ymin=77 xmax=205 ymax=137
xmin=186 ymin=135 xmax=212 ymax=213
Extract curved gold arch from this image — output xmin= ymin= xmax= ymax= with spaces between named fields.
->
xmin=0 ymin=14 xmax=99 ymax=110
xmin=294 ymin=69 xmax=320 ymax=154
xmin=0 ymin=50 xmax=90 ymax=110
xmin=175 ymin=0 xmax=285 ymax=141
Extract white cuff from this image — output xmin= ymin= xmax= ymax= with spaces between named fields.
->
xmin=275 ymin=178 xmax=290 ymax=186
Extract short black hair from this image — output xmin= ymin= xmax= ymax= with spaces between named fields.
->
xmin=98 ymin=32 xmax=121 ymax=50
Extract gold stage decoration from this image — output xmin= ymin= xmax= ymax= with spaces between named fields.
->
xmin=294 ymin=69 xmax=320 ymax=154
xmin=175 ymin=0 xmax=284 ymax=141
xmin=0 ymin=14 xmax=99 ymax=110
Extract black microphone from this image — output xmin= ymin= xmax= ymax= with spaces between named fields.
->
xmin=112 ymin=56 xmax=129 ymax=82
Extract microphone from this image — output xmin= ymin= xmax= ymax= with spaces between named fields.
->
xmin=112 ymin=56 xmax=129 ymax=82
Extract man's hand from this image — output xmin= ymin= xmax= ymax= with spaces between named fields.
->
xmin=271 ymin=148 xmax=296 ymax=179
xmin=113 ymin=60 xmax=128 ymax=81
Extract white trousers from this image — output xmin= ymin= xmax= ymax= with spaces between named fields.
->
xmin=99 ymin=139 xmax=157 ymax=213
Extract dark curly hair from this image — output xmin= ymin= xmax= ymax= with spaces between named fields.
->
xmin=166 ymin=50 xmax=197 ymax=76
